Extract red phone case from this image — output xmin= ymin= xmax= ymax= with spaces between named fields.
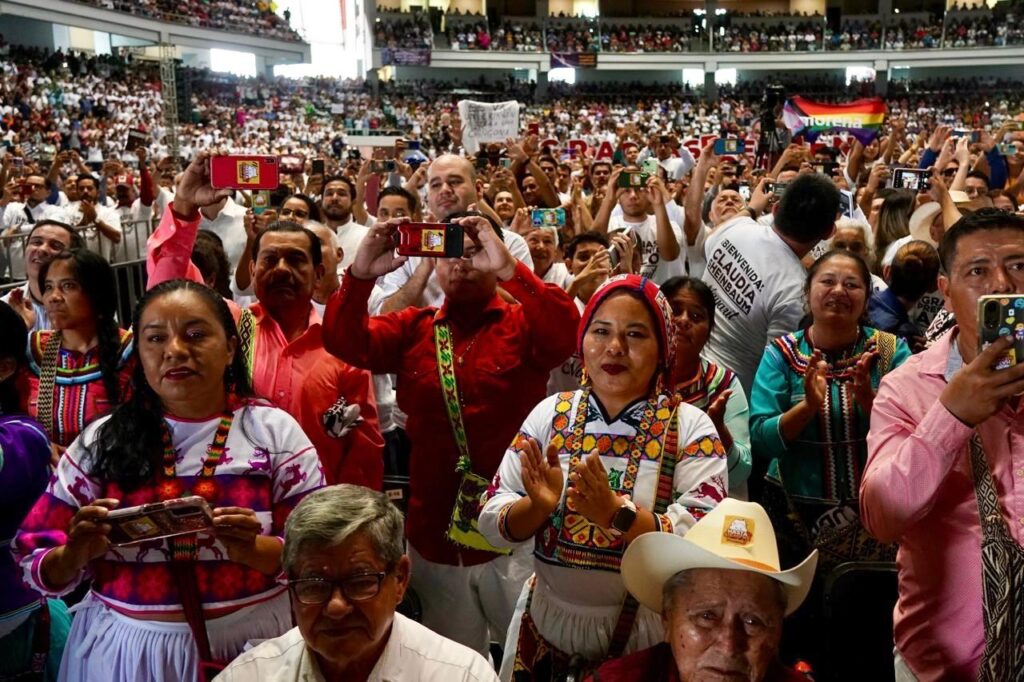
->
xmin=210 ymin=155 xmax=280 ymax=190
xmin=397 ymin=223 xmax=464 ymax=258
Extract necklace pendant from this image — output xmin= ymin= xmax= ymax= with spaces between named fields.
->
xmin=457 ymin=356 xmax=464 ymax=366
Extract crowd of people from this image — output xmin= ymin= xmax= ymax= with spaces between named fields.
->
xmin=73 ymin=0 xmax=303 ymax=42
xmin=374 ymin=13 xmax=433 ymax=50
xmin=5 ymin=30 xmax=1024 ymax=681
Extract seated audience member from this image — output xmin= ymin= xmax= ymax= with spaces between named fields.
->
xmin=2 ymin=219 xmax=83 ymax=332
xmin=14 ymin=279 xmax=324 ymax=682
xmin=663 ymin=276 xmax=752 ymax=498
xmin=214 ymin=485 xmax=500 ymax=681
xmin=0 ymin=302 xmax=70 ymax=681
xmin=862 ymin=209 xmax=1024 ymax=680
xmin=590 ymin=498 xmax=817 ymax=682
xmin=702 ymin=172 xmax=842 ymax=395
xmin=869 ymin=240 xmax=941 ymax=351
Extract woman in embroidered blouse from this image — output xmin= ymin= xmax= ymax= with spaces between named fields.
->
xmin=749 ymin=250 xmax=910 ymax=559
xmin=19 ymin=248 xmax=133 ymax=450
xmin=479 ymin=274 xmax=728 ymax=682
xmin=14 ymin=279 xmax=325 ymax=682
xmin=661 ymin=276 xmax=752 ymax=499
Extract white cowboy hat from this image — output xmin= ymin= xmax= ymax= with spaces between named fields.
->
xmin=909 ymin=202 xmax=942 ymax=247
xmin=621 ymin=499 xmax=818 ymax=616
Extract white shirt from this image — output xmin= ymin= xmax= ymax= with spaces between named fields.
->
xmin=540 ymin=261 xmax=573 ymax=290
xmin=213 ymin=614 xmax=499 ymax=682
xmin=546 ymin=297 xmax=587 ymax=395
xmin=607 ymin=214 xmax=685 ymax=285
xmin=199 ymin=198 xmax=248 ymax=295
xmin=701 ymin=215 xmax=806 ymax=395
xmin=370 ymin=231 xmax=535 ymax=313
xmin=44 ymin=201 xmax=122 ymax=262
xmin=1 ymin=282 xmax=49 ymax=333
xmin=332 ymin=216 xmax=371 ymax=272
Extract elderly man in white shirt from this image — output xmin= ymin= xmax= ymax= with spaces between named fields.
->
xmin=214 ymin=485 xmax=498 ymax=682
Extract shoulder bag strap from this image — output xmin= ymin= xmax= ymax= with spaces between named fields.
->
xmin=237 ymin=308 xmax=256 ymax=383
xmin=606 ymin=402 xmax=680 ymax=660
xmin=170 ymin=560 xmax=215 ymax=663
xmin=36 ymin=332 xmax=62 ymax=441
xmin=24 ymin=204 xmax=35 ymax=225
xmin=434 ymin=321 xmax=472 ymax=472
xmin=874 ymin=331 xmax=898 ymax=375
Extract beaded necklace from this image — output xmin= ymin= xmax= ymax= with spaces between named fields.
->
xmin=157 ymin=412 xmax=234 ymax=561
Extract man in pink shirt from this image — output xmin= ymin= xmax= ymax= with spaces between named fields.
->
xmin=862 ymin=209 xmax=1024 ymax=681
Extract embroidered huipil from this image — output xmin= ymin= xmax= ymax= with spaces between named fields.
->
xmin=19 ymin=329 xmax=134 ymax=447
xmin=246 ymin=303 xmax=384 ymax=489
xmin=674 ymin=359 xmax=752 ymax=497
xmin=323 ymin=261 xmax=580 ymax=567
xmin=861 ymin=331 xmax=1024 ymax=681
xmin=14 ymin=403 xmax=324 ymax=616
xmin=749 ymin=327 xmax=910 ymax=502
xmin=479 ymin=391 xmax=728 ymax=608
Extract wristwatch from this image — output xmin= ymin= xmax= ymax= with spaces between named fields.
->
xmin=611 ymin=498 xmax=638 ymax=533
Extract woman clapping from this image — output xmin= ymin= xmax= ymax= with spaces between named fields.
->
xmin=15 ymin=280 xmax=324 ymax=682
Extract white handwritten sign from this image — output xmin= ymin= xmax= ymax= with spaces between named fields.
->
xmin=458 ymin=100 xmax=521 ymax=153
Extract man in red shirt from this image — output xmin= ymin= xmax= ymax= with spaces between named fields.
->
xmin=323 ymin=210 xmax=579 ymax=657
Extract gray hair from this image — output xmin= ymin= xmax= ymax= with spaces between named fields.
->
xmin=662 ymin=568 xmax=787 ymax=616
xmin=283 ymin=484 xmax=405 ymax=575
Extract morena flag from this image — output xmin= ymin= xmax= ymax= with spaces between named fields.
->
xmin=782 ymin=96 xmax=888 ymax=146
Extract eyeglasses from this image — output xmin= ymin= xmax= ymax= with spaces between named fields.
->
xmin=288 ymin=571 xmax=389 ymax=605
xmin=280 ymin=207 xmax=309 ymax=219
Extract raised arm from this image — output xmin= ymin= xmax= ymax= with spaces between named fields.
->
xmin=684 ymin=142 xmax=718 ymax=247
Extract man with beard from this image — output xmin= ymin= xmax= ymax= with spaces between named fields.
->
xmin=321 ymin=175 xmax=369 ymax=271
xmin=323 ymin=209 xmax=579 ymax=659
xmin=2 ymin=220 xmax=83 ymax=331
xmin=375 ymin=154 xmax=533 ymax=314
xmin=45 ymin=174 xmax=122 ymax=261
xmin=155 ymin=151 xmax=385 ymax=488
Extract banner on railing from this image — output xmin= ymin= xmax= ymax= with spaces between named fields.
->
xmin=782 ymin=96 xmax=888 ymax=145
xmin=381 ymin=48 xmax=432 ymax=66
xmin=458 ymin=100 xmax=521 ymax=154
xmin=550 ymin=52 xmax=597 ymax=69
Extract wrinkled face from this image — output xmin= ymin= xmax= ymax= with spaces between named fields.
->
xmin=434 ymin=234 xmax=498 ymax=304
xmin=831 ymin=227 xmax=869 ymax=259
xmin=427 ymin=156 xmax=476 ymax=220
xmin=137 ymin=289 xmax=236 ymax=414
xmin=280 ymin=197 xmax=312 ymax=224
xmin=291 ymin=534 xmax=410 ymax=677
xmin=77 ymin=178 xmax=98 ymax=203
xmin=668 ymin=287 xmax=711 ymax=362
xmin=939 ymin=228 xmax=1024 ymax=349
xmin=710 ymin=190 xmax=745 ymax=226
xmin=25 ymin=224 xmax=73 ymax=282
xmin=322 ymin=181 xmax=354 ymax=221
xmin=42 ymin=258 xmax=93 ymax=332
xmin=582 ymin=292 xmax=661 ymax=404
xmin=526 ymin=228 xmax=559 ymax=274
xmin=252 ymin=232 xmax=322 ymax=311
xmin=376 ymin=195 xmax=413 ymax=222
xmin=808 ymin=255 xmax=869 ymax=326
xmin=665 ymin=569 xmax=785 ymax=682
xmin=493 ymin=191 xmax=516 ymax=221
xmin=965 ymin=176 xmax=988 ymax=200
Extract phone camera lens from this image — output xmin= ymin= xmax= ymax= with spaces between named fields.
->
xmin=984 ymin=301 xmax=1000 ymax=328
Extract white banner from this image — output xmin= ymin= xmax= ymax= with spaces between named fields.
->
xmin=458 ymin=100 xmax=520 ymax=153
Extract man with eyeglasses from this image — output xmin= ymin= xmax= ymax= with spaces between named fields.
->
xmin=215 ymin=485 xmax=499 ymax=681
xmin=1 ymin=220 xmax=83 ymax=331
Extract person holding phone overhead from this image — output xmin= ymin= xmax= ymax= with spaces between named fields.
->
xmin=14 ymin=279 xmax=324 ymax=682
xmin=323 ymin=212 xmax=579 ymax=658
xmin=862 ymin=210 xmax=1024 ymax=681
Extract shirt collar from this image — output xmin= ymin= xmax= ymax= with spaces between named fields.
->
xmin=945 ymin=330 xmax=965 ymax=382
xmin=434 ymin=292 xmax=506 ymax=325
xmin=250 ymin=301 xmax=321 ymax=336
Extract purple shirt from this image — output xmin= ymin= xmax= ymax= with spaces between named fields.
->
xmin=862 ymin=329 xmax=1024 ymax=681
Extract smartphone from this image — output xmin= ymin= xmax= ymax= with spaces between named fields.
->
xmin=11 ymin=157 xmax=23 ymax=170
xmin=767 ymin=181 xmax=788 ymax=198
xmin=371 ymin=159 xmax=397 ymax=174
xmin=714 ymin=138 xmax=742 ymax=155
xmin=618 ymin=172 xmax=649 ymax=189
xmin=105 ymin=496 xmax=214 ymax=547
xmin=815 ymin=161 xmax=839 ymax=176
xmin=528 ymin=122 xmax=540 ymax=136
xmin=279 ymin=154 xmax=304 ymax=174
xmin=971 ymin=130 xmax=982 ymax=144
xmin=499 ymin=157 xmax=513 ymax=169
xmin=891 ymin=168 xmax=932 ymax=193
xmin=125 ymin=129 xmax=148 ymax=152
xmin=531 ymin=208 xmax=566 ymax=228
xmin=210 ymin=155 xmax=280 ymax=190
xmin=839 ymin=189 xmax=854 ymax=218
xmin=347 ymin=148 xmax=362 ymax=161
xmin=737 ymin=183 xmax=752 ymax=202
xmin=252 ymin=190 xmax=271 ymax=215
xmin=641 ymin=158 xmax=659 ymax=177
xmin=311 ymin=159 xmax=325 ymax=176
xmin=998 ymin=143 xmax=1018 ymax=157
xmin=978 ymin=295 xmax=1024 ymax=370
xmin=396 ymin=222 xmax=465 ymax=258
xmin=608 ymin=246 xmax=621 ymax=270
xmin=407 ymin=140 xmax=421 ymax=151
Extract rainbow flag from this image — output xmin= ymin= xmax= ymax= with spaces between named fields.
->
xmin=782 ymin=96 xmax=888 ymax=146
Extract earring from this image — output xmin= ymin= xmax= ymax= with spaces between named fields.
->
xmin=580 ymin=368 xmax=589 ymax=387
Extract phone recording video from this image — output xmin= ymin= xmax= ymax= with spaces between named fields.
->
xmin=891 ymin=168 xmax=932 ymax=193
xmin=978 ymin=295 xmax=1024 ymax=370
xmin=396 ymin=222 xmax=465 ymax=258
